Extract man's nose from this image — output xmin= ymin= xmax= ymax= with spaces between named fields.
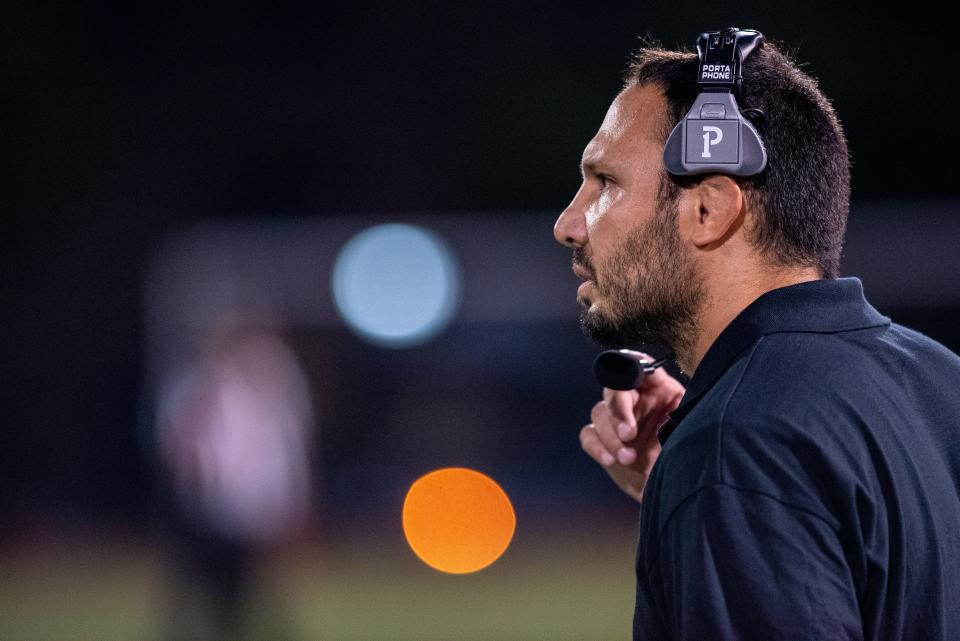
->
xmin=554 ymin=199 xmax=587 ymax=248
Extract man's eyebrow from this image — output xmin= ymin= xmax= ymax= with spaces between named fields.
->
xmin=579 ymin=156 xmax=614 ymax=178
xmin=579 ymin=157 xmax=602 ymax=177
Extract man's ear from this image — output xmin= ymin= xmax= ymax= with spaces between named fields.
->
xmin=682 ymin=174 xmax=744 ymax=249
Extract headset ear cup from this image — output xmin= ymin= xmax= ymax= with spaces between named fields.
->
xmin=663 ymin=92 xmax=766 ymax=177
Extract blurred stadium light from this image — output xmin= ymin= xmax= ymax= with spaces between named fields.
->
xmin=332 ymin=223 xmax=461 ymax=348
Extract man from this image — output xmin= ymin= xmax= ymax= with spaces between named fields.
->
xmin=553 ymin=38 xmax=960 ymax=640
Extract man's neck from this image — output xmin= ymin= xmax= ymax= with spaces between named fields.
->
xmin=676 ymin=266 xmax=823 ymax=376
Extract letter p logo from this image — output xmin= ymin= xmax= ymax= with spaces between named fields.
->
xmin=683 ymin=120 xmax=739 ymax=166
xmin=701 ymin=126 xmax=723 ymax=158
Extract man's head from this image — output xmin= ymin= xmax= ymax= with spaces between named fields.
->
xmin=553 ymin=40 xmax=850 ymax=358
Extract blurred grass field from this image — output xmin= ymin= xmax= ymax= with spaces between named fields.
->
xmin=0 ymin=519 xmax=640 ymax=641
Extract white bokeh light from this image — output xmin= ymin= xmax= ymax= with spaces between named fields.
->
xmin=331 ymin=223 xmax=461 ymax=348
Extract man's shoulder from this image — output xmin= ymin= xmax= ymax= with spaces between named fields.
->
xmin=881 ymin=321 xmax=960 ymax=367
xmin=648 ymin=322 xmax=957 ymax=525
xmin=729 ymin=320 xmax=960 ymax=402
xmin=645 ymin=319 xmax=960 ymax=538
xmin=718 ymin=321 xmax=960 ymax=499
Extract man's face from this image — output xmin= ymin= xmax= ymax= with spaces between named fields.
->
xmin=553 ymin=83 xmax=703 ymax=355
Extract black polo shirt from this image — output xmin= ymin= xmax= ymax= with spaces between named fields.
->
xmin=633 ymin=277 xmax=960 ymax=641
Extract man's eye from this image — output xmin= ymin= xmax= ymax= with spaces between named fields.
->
xmin=598 ymin=174 xmax=611 ymax=188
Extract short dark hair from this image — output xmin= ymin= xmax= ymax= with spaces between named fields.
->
xmin=624 ymin=41 xmax=850 ymax=278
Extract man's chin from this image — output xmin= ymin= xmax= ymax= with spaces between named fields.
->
xmin=579 ymin=307 xmax=668 ymax=353
xmin=579 ymin=308 xmax=628 ymax=350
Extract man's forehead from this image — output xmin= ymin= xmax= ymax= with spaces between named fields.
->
xmin=581 ymin=84 xmax=667 ymax=166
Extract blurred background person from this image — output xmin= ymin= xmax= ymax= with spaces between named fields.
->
xmin=154 ymin=316 xmax=313 ymax=641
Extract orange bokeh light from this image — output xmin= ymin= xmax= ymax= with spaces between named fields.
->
xmin=402 ymin=467 xmax=516 ymax=574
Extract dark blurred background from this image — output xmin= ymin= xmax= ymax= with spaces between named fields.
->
xmin=4 ymin=3 xmax=959 ymax=640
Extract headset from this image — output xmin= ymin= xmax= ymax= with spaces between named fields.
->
xmin=663 ymin=27 xmax=767 ymax=177
xmin=594 ymin=27 xmax=767 ymax=390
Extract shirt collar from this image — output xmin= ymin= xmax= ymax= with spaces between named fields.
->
xmin=656 ymin=277 xmax=890 ymax=446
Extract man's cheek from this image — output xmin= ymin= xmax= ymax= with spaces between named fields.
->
xmin=584 ymin=200 xmax=617 ymax=234
xmin=595 ymin=186 xmax=621 ymax=214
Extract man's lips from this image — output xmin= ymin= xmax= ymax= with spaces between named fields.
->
xmin=572 ymin=265 xmax=594 ymax=282
xmin=573 ymin=265 xmax=595 ymax=303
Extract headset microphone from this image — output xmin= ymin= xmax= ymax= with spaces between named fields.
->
xmin=593 ymin=350 xmax=673 ymax=391
xmin=663 ymin=27 xmax=767 ymax=177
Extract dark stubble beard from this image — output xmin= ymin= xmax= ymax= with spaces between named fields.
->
xmin=576 ymin=181 xmax=704 ymax=360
